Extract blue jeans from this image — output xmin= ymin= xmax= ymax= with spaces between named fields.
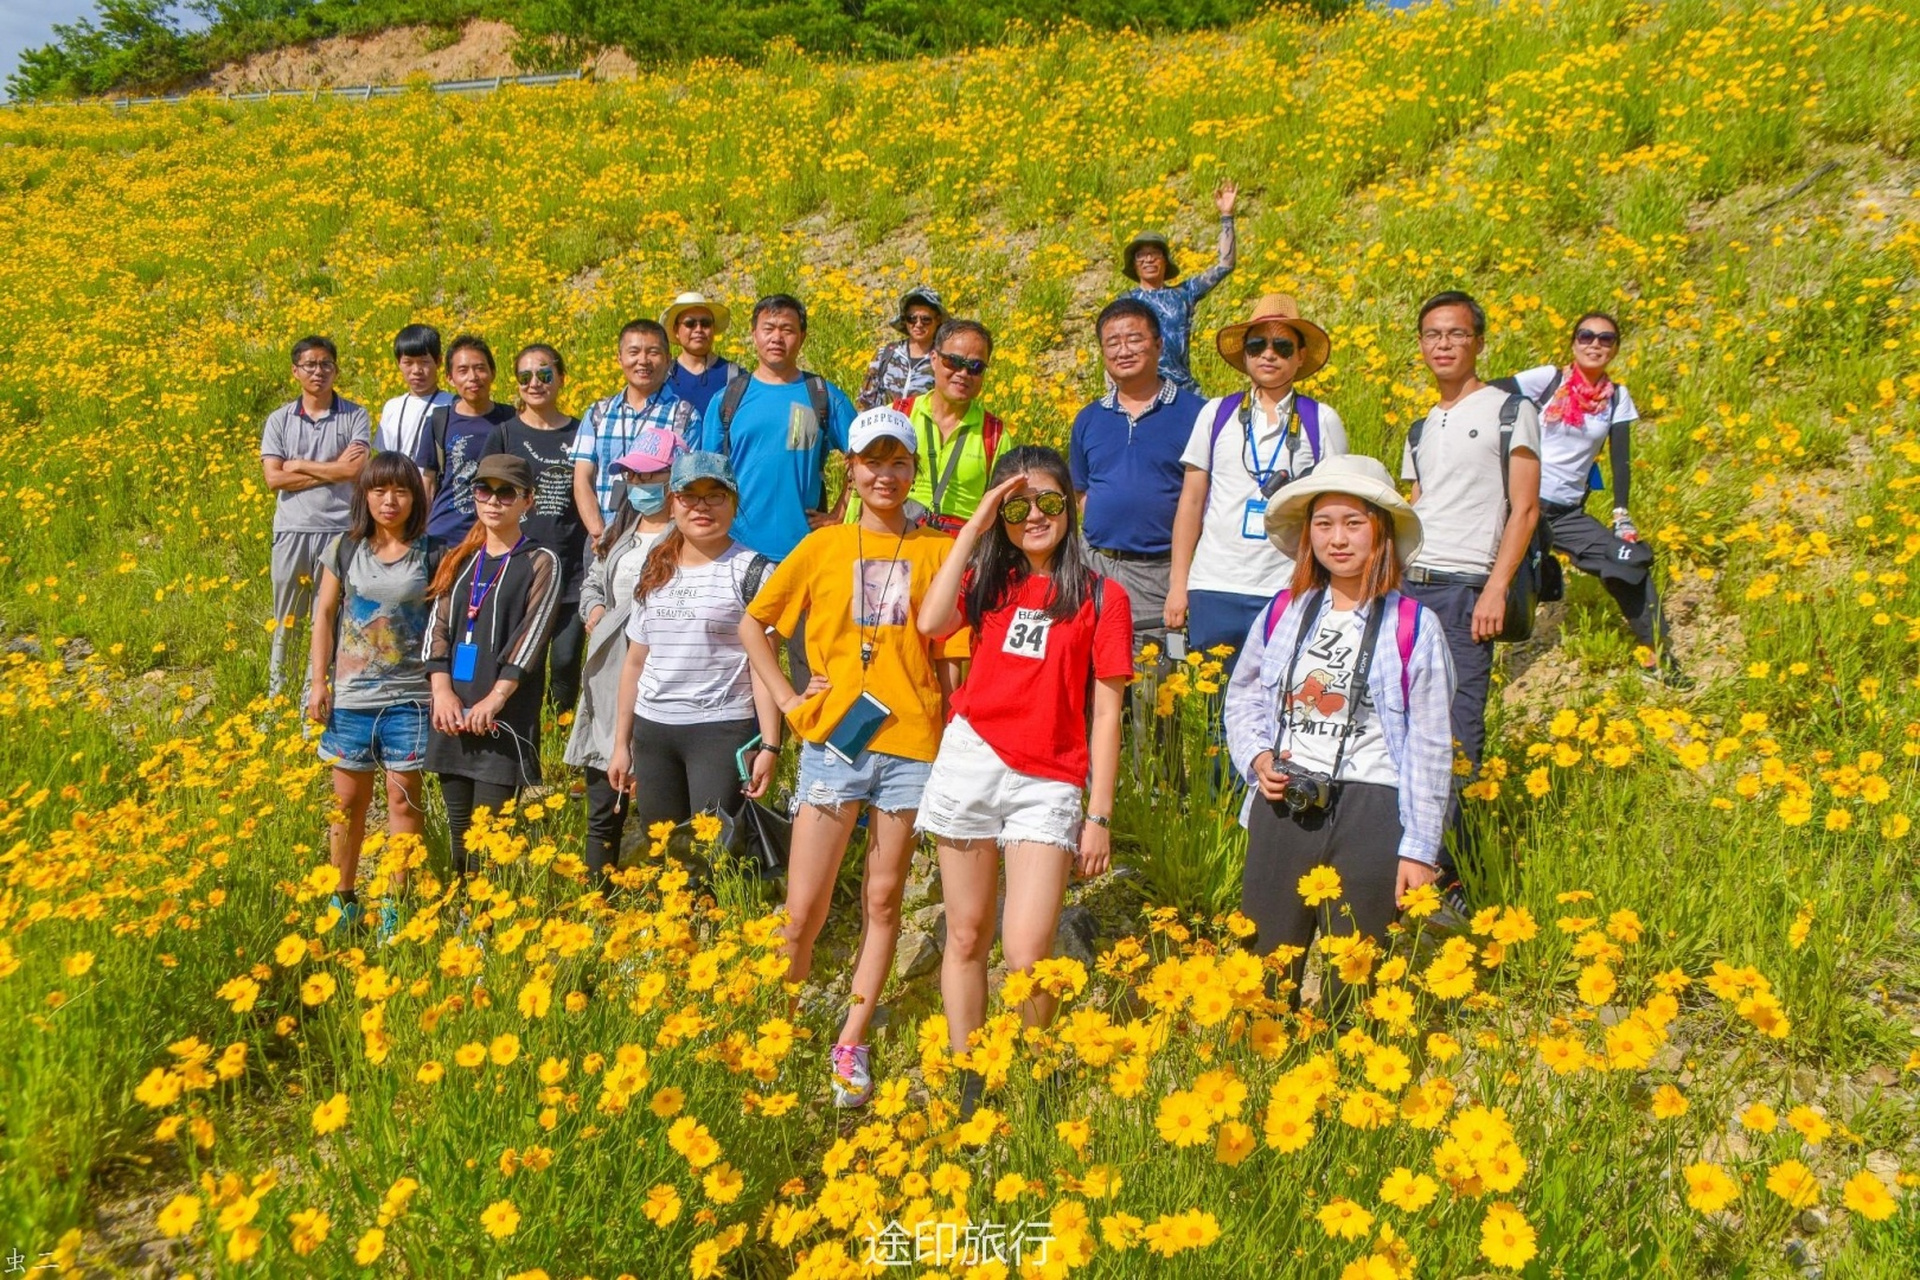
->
xmin=1186 ymin=589 xmax=1272 ymax=677
xmin=796 ymin=742 xmax=933 ymax=813
xmin=320 ymin=703 xmax=429 ymax=773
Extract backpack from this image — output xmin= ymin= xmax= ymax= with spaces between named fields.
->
xmin=717 ymin=367 xmax=832 ymax=457
xmin=895 ymin=394 xmax=1006 ymax=504
xmin=1261 ymin=587 xmax=1420 ymax=704
xmin=736 ymin=553 xmax=774 ymax=609
xmin=1491 ymin=370 xmax=1617 ymax=494
xmin=1206 ymin=392 xmax=1324 ymax=468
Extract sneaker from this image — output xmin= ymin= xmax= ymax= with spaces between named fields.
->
xmin=327 ymin=893 xmax=363 ymax=931
xmin=830 ymin=1043 xmax=874 ymax=1109
xmin=375 ymin=902 xmax=401 ymax=945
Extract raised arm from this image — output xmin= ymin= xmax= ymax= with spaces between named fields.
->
xmin=918 ymin=475 xmax=1023 ymax=639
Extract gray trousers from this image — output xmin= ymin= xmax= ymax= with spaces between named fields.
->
xmin=269 ymin=530 xmax=336 ymax=699
xmin=1088 ymin=549 xmax=1172 ymax=651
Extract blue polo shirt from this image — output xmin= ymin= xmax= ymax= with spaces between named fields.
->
xmin=1069 ymin=380 xmax=1203 ymax=555
xmin=666 ymin=357 xmax=740 ymax=417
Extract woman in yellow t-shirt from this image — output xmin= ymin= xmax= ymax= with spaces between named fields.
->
xmin=739 ymin=407 xmax=958 ymax=1110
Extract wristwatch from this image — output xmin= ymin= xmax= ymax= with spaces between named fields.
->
xmin=1084 ymin=813 xmax=1110 ymax=828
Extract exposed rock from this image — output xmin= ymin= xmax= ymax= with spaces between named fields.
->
xmin=1054 ymin=905 xmax=1100 ymax=970
xmin=893 ymin=928 xmax=941 ymax=982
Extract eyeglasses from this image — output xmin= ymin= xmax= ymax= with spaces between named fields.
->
xmin=937 ymin=351 xmax=988 ymax=376
xmin=1101 ymin=334 xmax=1152 ymax=354
xmin=294 ymin=361 xmax=336 ymax=373
xmin=1418 ymin=329 xmax=1477 ymax=347
xmin=1573 ymin=329 xmax=1620 ymax=347
xmin=1242 ymin=336 xmax=1297 ymax=360
xmin=1000 ymin=491 xmax=1069 ymax=524
xmin=903 ymin=313 xmax=939 ymax=328
xmin=675 ymin=488 xmax=733 ymax=508
xmin=471 ymin=483 xmax=521 ymax=504
xmin=515 ymin=367 xmax=556 ymax=386
xmin=678 ymin=316 xmax=714 ymax=329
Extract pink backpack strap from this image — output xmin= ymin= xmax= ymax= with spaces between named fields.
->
xmin=1261 ymin=588 xmax=1294 ymax=644
xmin=1395 ymin=593 xmax=1419 ymax=702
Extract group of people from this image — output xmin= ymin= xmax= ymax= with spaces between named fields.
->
xmin=260 ymin=204 xmax=1683 ymax=1115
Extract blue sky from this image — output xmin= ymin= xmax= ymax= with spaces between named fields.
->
xmin=1 ymin=0 xmax=97 ymax=87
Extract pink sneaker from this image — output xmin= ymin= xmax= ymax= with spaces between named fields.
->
xmin=830 ymin=1043 xmax=873 ymax=1108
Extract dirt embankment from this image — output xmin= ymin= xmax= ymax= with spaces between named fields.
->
xmin=202 ymin=19 xmax=638 ymax=92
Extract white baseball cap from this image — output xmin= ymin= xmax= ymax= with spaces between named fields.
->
xmin=847 ymin=407 xmax=918 ymax=456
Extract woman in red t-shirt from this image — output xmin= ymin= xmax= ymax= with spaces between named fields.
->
xmin=917 ymin=444 xmax=1133 ymax=1118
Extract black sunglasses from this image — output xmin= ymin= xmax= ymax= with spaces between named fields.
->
xmin=903 ymin=313 xmax=939 ymax=327
xmin=678 ymin=316 xmax=715 ymax=329
xmin=1000 ymin=491 xmax=1069 ymax=524
xmin=471 ymin=482 xmax=522 ymax=502
xmin=515 ymin=367 xmax=556 ymax=386
xmin=1574 ymin=329 xmax=1620 ymax=347
xmin=1242 ymin=336 xmax=1297 ymax=360
xmin=937 ymin=351 xmax=988 ymax=376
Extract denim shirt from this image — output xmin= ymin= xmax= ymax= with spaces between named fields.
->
xmin=1222 ymin=588 xmax=1457 ymax=865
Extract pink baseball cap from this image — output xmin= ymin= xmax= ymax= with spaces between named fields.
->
xmin=612 ymin=428 xmax=687 ymax=476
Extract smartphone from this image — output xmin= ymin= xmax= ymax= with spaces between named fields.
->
xmin=824 ymin=692 xmax=892 ymax=764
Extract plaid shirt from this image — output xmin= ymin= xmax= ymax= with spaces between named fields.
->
xmin=856 ymin=340 xmax=935 ymax=411
xmin=1223 ymin=588 xmax=1457 ymax=865
xmin=569 ymin=386 xmax=696 ymax=518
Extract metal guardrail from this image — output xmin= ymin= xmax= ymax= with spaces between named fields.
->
xmin=27 ymin=70 xmax=585 ymax=110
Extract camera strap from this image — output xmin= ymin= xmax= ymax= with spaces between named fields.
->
xmin=1275 ymin=588 xmax=1387 ymax=785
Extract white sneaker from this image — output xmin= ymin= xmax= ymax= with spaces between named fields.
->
xmin=830 ymin=1043 xmax=873 ymax=1109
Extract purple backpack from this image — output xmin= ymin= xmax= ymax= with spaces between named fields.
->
xmin=1208 ymin=392 xmax=1324 ymax=462
xmin=1262 ymin=588 xmax=1420 ymax=703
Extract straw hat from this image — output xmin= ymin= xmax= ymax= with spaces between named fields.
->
xmin=1120 ymin=232 xmax=1179 ymax=283
xmin=1215 ymin=294 xmax=1331 ymax=380
xmin=661 ymin=291 xmax=731 ymax=336
xmin=1264 ymin=455 xmax=1423 ymax=568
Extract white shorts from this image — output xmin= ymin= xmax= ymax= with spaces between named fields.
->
xmin=916 ymin=716 xmax=1084 ymax=852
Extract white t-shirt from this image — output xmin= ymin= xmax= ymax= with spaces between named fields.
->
xmin=609 ymin=528 xmax=666 ymax=612
xmin=1400 ymin=384 xmax=1542 ymax=576
xmin=377 ymin=390 xmax=453 ymax=461
xmin=1511 ymin=365 xmax=1638 ymax=507
xmin=1181 ymin=391 xmax=1349 ymax=597
xmin=1277 ymin=605 xmax=1396 ymax=787
xmin=625 ymin=544 xmax=758 ymax=724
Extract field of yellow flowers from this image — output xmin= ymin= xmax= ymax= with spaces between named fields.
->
xmin=1 ymin=0 xmax=1918 ymax=1274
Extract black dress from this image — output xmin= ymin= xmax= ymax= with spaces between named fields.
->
xmin=424 ymin=542 xmax=563 ymax=786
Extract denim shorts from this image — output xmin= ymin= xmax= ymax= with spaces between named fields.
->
xmin=320 ymin=703 xmax=429 ymax=773
xmin=796 ymin=741 xmax=934 ymax=813
xmin=917 ymin=716 xmax=1084 ymax=852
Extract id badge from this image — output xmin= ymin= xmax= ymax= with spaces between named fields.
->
xmin=1002 ymin=607 xmax=1052 ymax=660
xmin=452 ymin=642 xmax=479 ymax=682
xmin=1241 ymin=498 xmax=1269 ymax=540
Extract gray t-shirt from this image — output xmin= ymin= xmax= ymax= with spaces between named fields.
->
xmin=261 ymin=395 xmax=372 ymax=534
xmin=1400 ymin=384 xmax=1542 ymax=576
xmin=323 ymin=534 xmax=433 ymax=710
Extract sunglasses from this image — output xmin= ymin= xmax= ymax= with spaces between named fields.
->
xmin=903 ymin=313 xmax=939 ymax=328
xmin=678 ymin=316 xmax=714 ymax=329
xmin=1242 ymin=336 xmax=1297 ymax=360
xmin=515 ymin=367 xmax=556 ymax=386
xmin=1000 ymin=491 xmax=1069 ymax=524
xmin=471 ymin=483 xmax=522 ymax=504
xmin=937 ymin=350 xmax=988 ymax=376
xmin=1573 ymin=329 xmax=1620 ymax=347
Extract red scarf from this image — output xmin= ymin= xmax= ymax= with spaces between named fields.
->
xmin=1545 ymin=364 xmax=1612 ymax=431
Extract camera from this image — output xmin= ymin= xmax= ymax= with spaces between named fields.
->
xmin=1276 ymin=761 xmax=1334 ymax=812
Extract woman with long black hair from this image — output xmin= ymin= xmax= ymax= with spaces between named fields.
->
xmin=422 ymin=454 xmax=563 ymax=876
xmin=917 ymin=444 xmax=1133 ymax=1117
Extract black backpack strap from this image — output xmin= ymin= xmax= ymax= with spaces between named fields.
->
xmin=738 ymin=553 xmax=773 ymax=608
xmin=426 ymin=404 xmax=452 ymax=473
xmin=803 ymin=373 xmax=831 ymax=439
xmin=1497 ymin=391 xmax=1522 ymax=510
xmin=717 ymin=366 xmax=751 ymax=457
xmin=1406 ymin=414 xmax=1426 ymax=488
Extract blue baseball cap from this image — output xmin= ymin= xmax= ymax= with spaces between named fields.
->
xmin=669 ymin=450 xmax=738 ymax=494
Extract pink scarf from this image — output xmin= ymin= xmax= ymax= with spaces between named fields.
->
xmin=1545 ymin=364 xmax=1612 ymax=431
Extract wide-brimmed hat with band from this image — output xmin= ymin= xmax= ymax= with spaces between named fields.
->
xmin=661 ymin=291 xmax=731 ymax=336
xmin=1264 ymin=454 xmax=1423 ymax=568
xmin=1120 ymin=231 xmax=1179 ymax=283
xmin=1215 ymin=293 xmax=1332 ymax=380
xmin=890 ymin=286 xmax=946 ymax=334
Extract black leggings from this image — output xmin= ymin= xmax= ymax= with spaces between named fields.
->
xmin=440 ymin=775 xmax=518 ymax=878
xmin=583 ymin=766 xmax=628 ymax=883
xmin=629 ymin=714 xmax=758 ymax=836
xmin=546 ymin=607 xmax=587 ymax=717
xmin=1241 ymin=780 xmax=1404 ymax=1012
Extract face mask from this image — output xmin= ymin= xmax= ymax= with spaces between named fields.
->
xmin=626 ymin=483 xmax=667 ymax=515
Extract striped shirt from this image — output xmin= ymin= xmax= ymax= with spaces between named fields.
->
xmin=625 ymin=544 xmax=758 ymax=724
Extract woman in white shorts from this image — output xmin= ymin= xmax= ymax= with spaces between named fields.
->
xmin=917 ymin=444 xmax=1132 ymax=1118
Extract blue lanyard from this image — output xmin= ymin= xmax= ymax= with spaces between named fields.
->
xmin=1243 ymin=397 xmax=1293 ymax=484
xmin=464 ymin=537 xmax=525 ymax=641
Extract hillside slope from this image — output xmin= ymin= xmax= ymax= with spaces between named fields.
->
xmin=0 ymin=1 xmax=1918 ymax=1274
